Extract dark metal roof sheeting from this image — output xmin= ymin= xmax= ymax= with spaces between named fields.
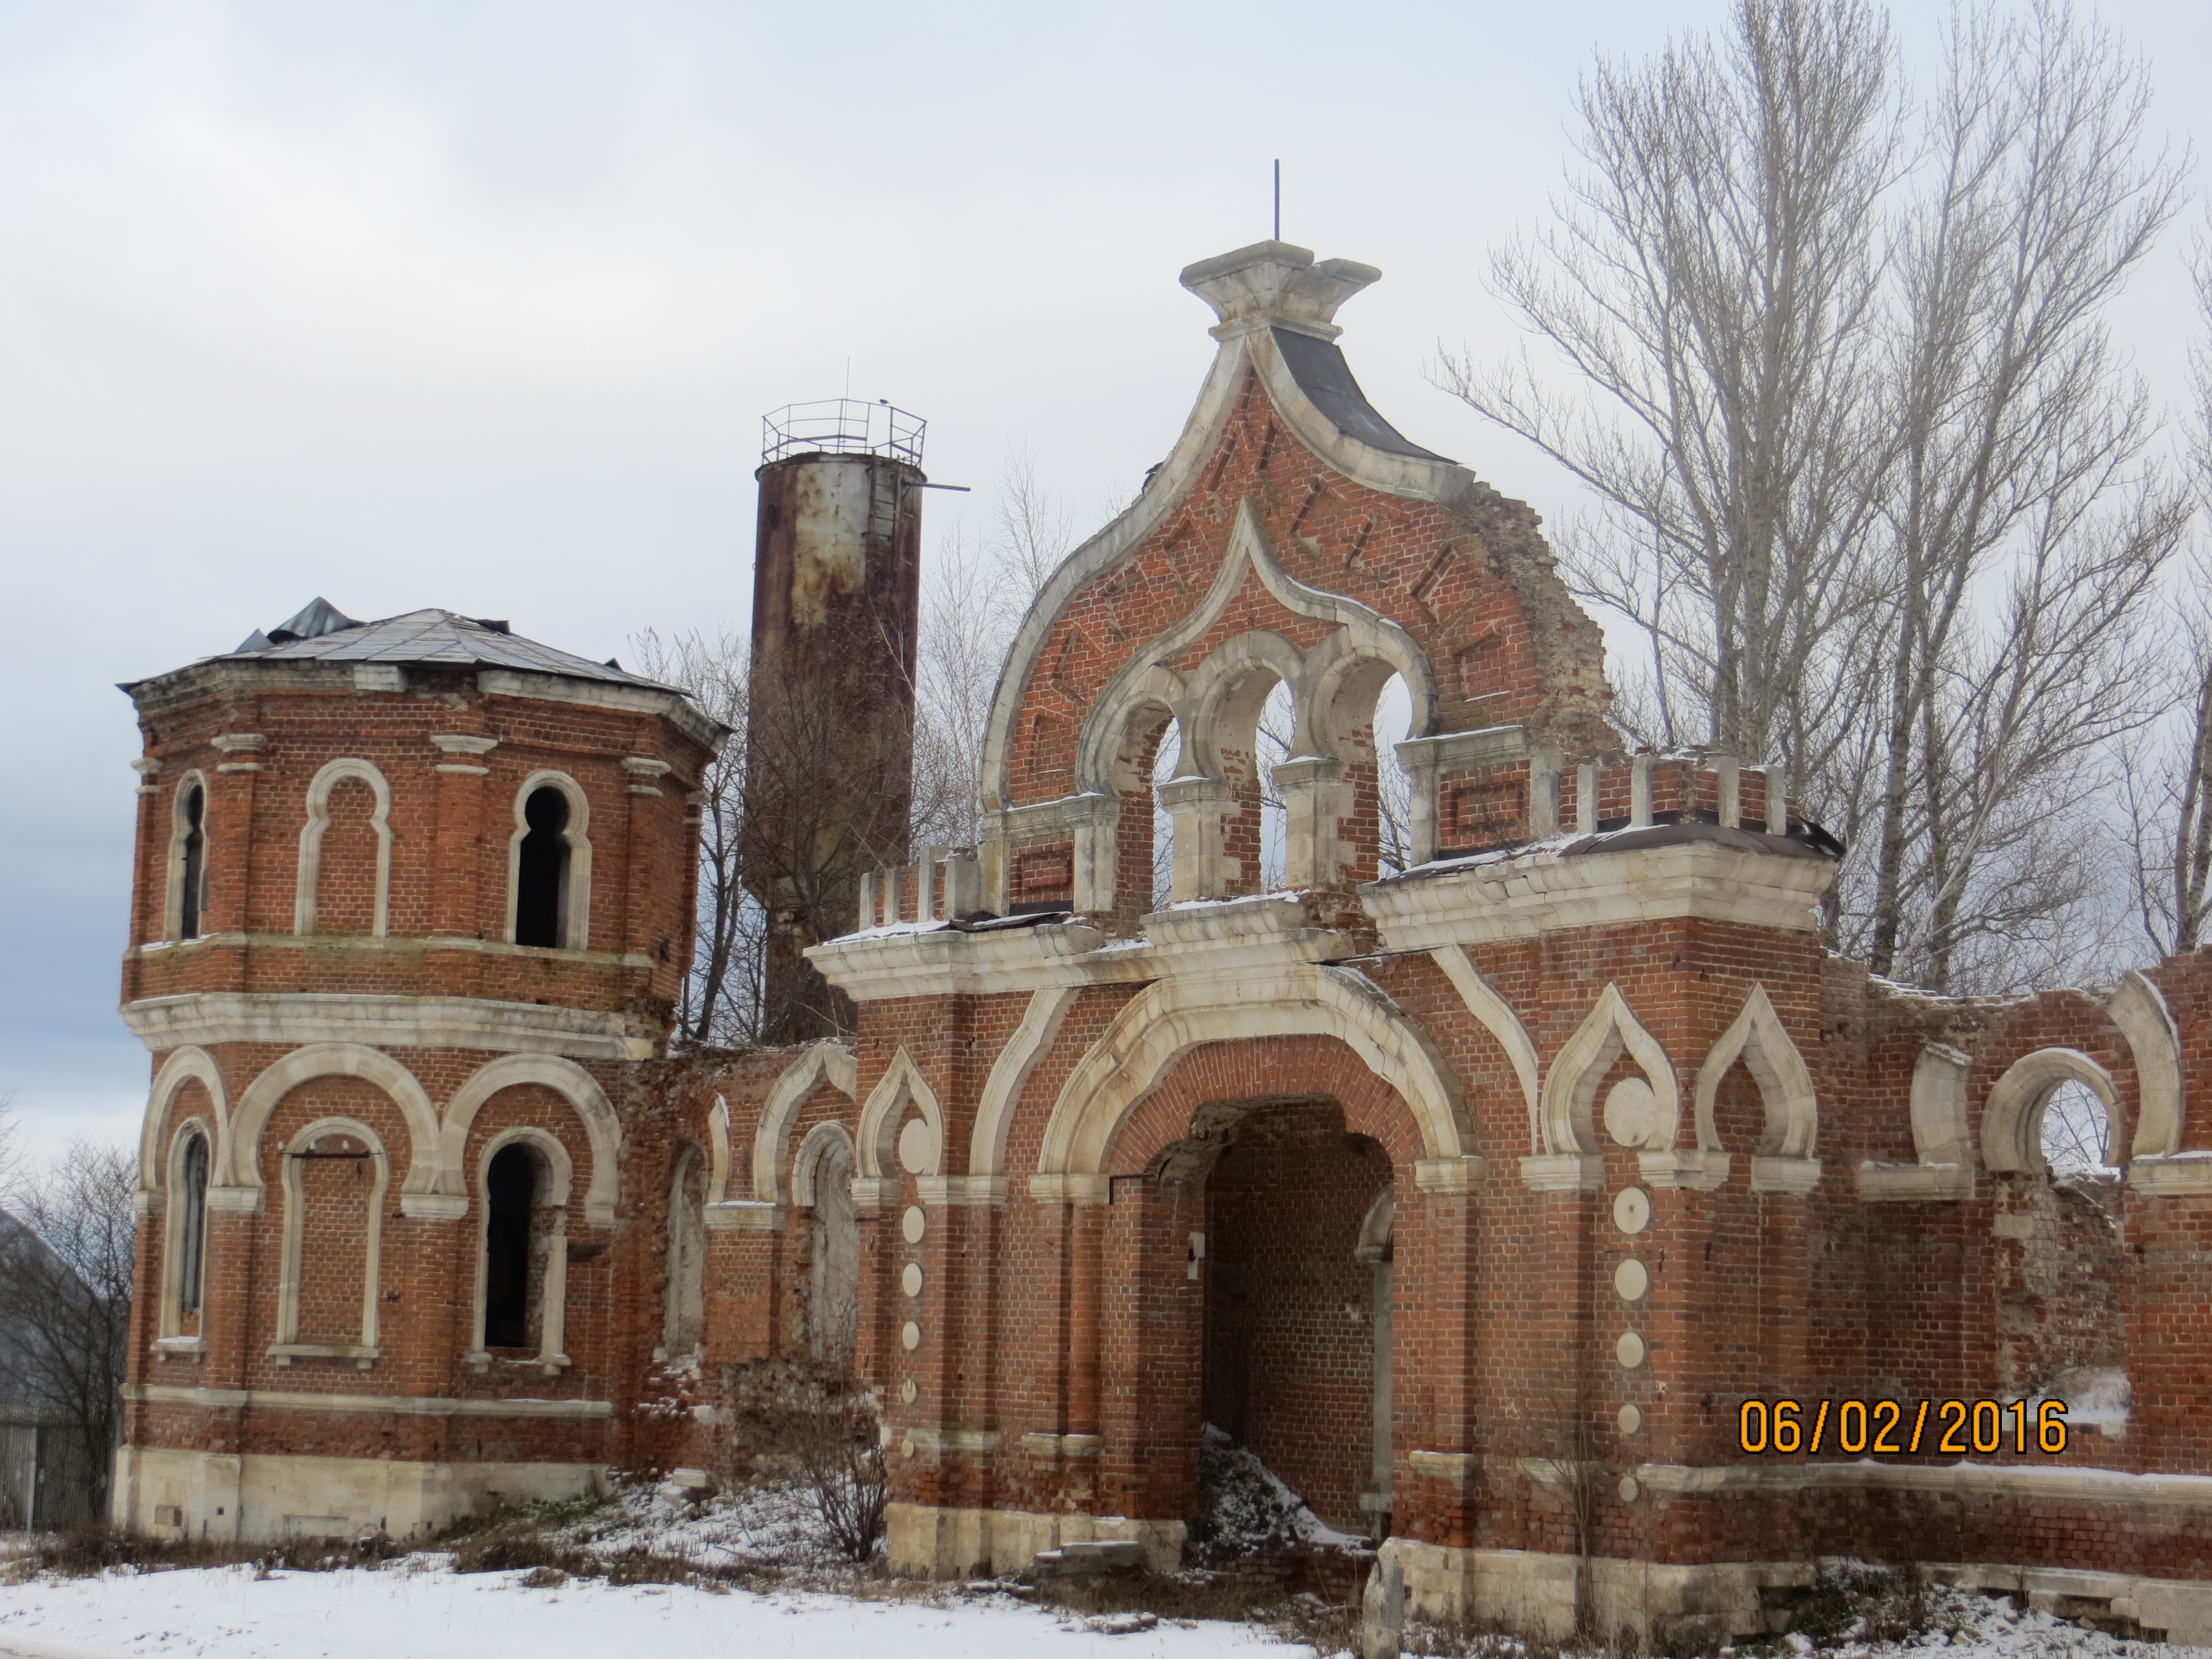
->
xmin=1271 ymin=327 xmax=1452 ymax=463
xmin=206 ymin=607 xmax=680 ymax=692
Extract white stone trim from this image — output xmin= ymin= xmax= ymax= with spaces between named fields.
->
xmin=224 ymin=1044 xmax=442 ymax=1211
xmin=1034 ymin=960 xmax=1469 ymax=1180
xmin=1430 ymin=947 xmax=1540 ymax=1154
xmin=159 ymin=1118 xmax=216 ymax=1339
xmin=750 ymin=1044 xmax=857 ymax=1203
xmin=123 ymin=1381 xmax=614 ymax=1416
xmin=1691 ymin=984 xmax=1817 ymax=1159
xmin=139 ymin=1046 xmax=229 ymax=1194
xmin=1537 ymin=984 xmax=1678 ymax=1160
xmin=123 ymin=989 xmax=657 ymax=1062
xmin=292 ymin=758 xmax=393 ymax=938
xmin=1982 ymin=1047 xmax=2122 ymax=1174
xmin=162 ymin=769 xmax=212 ymax=943
xmin=273 ymin=1117 xmax=388 ymax=1358
xmin=2110 ymin=969 xmax=2184 ymax=1158
xmin=858 ymin=1047 xmax=946 ymax=1181
xmin=969 ymin=987 xmax=1081 ymax=1177
xmin=2130 ymin=1153 xmax=2212 ymax=1196
xmin=437 ymin=1053 xmax=620 ymax=1228
xmin=706 ymin=1095 xmax=732 ymax=1202
xmin=1858 ymin=1161 xmax=1977 ymax=1201
xmin=467 ymin=1126 xmax=572 ymax=1372
xmin=477 ymin=668 xmax=724 ymax=754
xmin=1361 ymin=836 xmax=1837 ymax=951
xmin=791 ymin=1121 xmax=857 ymax=1209
xmin=504 ymin=770 xmax=593 ymax=952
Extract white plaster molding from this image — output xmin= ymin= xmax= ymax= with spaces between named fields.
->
xmin=858 ymin=1047 xmax=946 ymax=1182
xmin=1537 ymin=984 xmax=1679 ymax=1159
xmin=1910 ymin=1043 xmax=1976 ymax=1169
xmin=1412 ymin=1156 xmax=1488 ymax=1195
xmin=703 ymin=1200 xmax=785 ymax=1231
xmin=1361 ymin=835 xmax=1837 ymax=951
xmin=969 ymin=987 xmax=1080 ymax=1177
xmin=1632 ymin=1459 xmax=2212 ymax=1509
xmin=2110 ymin=969 xmax=2184 ymax=1159
xmin=751 ymin=1044 xmax=858 ymax=1203
xmin=122 ymin=992 xmax=656 ymax=1063
xmin=1982 ymin=1048 xmax=2122 ymax=1175
xmin=437 ymin=1053 xmax=620 ymax=1227
xmin=476 ymin=667 xmax=726 ymax=754
xmin=1747 ymin=1155 xmax=1822 ymax=1195
xmin=292 ymin=757 xmax=393 ymax=939
xmin=1429 ymin=947 xmax=1540 ymax=1154
xmin=1637 ymin=1149 xmax=1730 ymax=1191
xmin=1519 ymin=1154 xmax=1603 ymax=1192
xmin=915 ymin=1175 xmax=1011 ymax=1206
xmin=1035 ymin=959 xmax=1469 ymax=1178
xmin=503 ymin=769 xmax=593 ymax=952
xmin=1027 ymin=1173 xmax=1112 ymax=1206
xmin=1691 ymin=984 xmax=1817 ymax=1159
xmin=223 ymin=1044 xmax=441 ymax=1207
xmin=430 ymin=734 xmax=499 ymax=757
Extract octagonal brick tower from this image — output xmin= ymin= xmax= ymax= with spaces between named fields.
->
xmin=112 ymin=599 xmax=722 ymax=1542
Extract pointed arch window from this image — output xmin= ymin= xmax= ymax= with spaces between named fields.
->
xmin=168 ymin=779 xmax=210 ymax=942
xmin=160 ymin=1126 xmax=212 ymax=1340
xmin=507 ymin=773 xmax=592 ymax=951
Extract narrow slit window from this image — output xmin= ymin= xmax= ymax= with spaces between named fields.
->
xmin=178 ymin=1133 xmax=210 ymax=1317
xmin=178 ymin=785 xmax=207 ymax=941
xmin=514 ymin=787 xmax=571 ymax=948
xmin=482 ymin=1144 xmax=538 ymax=1348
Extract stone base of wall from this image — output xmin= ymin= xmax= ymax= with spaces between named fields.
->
xmin=111 ymin=1446 xmax=607 ymax=1544
xmin=1379 ymin=1541 xmax=2212 ymax=1650
xmin=884 ymin=1502 xmax=1187 ymax=1578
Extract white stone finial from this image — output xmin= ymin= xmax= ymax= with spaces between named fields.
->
xmin=1180 ymin=241 xmax=1381 ymax=342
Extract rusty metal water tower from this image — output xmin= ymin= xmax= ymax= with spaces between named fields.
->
xmin=745 ymin=399 xmax=928 ymax=1042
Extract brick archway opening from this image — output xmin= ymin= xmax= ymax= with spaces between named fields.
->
xmin=1195 ymin=1097 xmax=1393 ymax=1539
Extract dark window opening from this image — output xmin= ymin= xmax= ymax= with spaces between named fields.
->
xmin=178 ymin=786 xmax=206 ymax=941
xmin=514 ymin=787 xmax=571 ymax=948
xmin=178 ymin=1133 xmax=210 ymax=1316
xmin=483 ymin=1145 xmax=538 ymax=1348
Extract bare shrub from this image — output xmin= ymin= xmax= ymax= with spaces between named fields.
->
xmin=719 ymin=1356 xmax=885 ymax=1561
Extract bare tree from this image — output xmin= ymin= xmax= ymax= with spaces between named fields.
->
xmin=0 ymin=1140 xmax=135 ymax=1518
xmin=1445 ymin=0 xmax=2187 ymax=993
xmin=1851 ymin=1 xmax=2188 ymax=986
xmin=1436 ymin=0 xmax=1901 ymax=774
xmin=630 ymin=627 xmax=765 ymax=1047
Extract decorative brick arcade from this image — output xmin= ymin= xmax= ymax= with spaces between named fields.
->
xmin=114 ymin=244 xmax=2212 ymax=1645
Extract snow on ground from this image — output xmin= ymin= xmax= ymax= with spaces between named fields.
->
xmin=0 ymin=1562 xmax=1275 ymax=1659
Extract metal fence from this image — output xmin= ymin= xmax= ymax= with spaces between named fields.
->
xmin=0 ymin=1421 xmax=100 ymax=1530
xmin=761 ymin=399 xmax=925 ymax=467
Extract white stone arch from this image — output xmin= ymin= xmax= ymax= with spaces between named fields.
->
xmin=1180 ymin=629 xmax=1307 ymax=785
xmin=140 ymin=1046 xmax=229 ymax=1194
xmin=970 ymin=987 xmax=1081 ymax=1176
xmin=1035 ymin=961 xmax=1470 ymax=1180
xmin=858 ymin=1047 xmax=946 ymax=1181
xmin=273 ymin=1115 xmax=389 ymax=1356
xmin=752 ymin=1043 xmax=858 ymax=1203
xmin=1983 ymin=1048 xmax=2124 ymax=1175
xmin=792 ymin=1121 xmax=858 ymax=1208
xmin=1076 ymin=663 xmax=1190 ymax=801
xmin=504 ymin=769 xmax=594 ymax=951
xmin=439 ymin=1053 xmax=620 ymax=1227
xmin=163 ymin=769 xmax=212 ymax=942
xmin=1692 ymin=984 xmax=1818 ymax=1158
xmin=1061 ymin=499 xmax=1441 ymax=802
xmin=2109 ymin=970 xmax=2184 ymax=1158
xmin=1297 ymin=614 xmax=1433 ymax=764
xmin=225 ymin=1044 xmax=440 ymax=1209
xmin=467 ymin=1125 xmax=573 ymax=1370
xmin=1537 ymin=984 xmax=1680 ymax=1157
xmin=293 ymin=757 xmax=393 ymax=937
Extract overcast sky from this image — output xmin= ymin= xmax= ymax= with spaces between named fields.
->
xmin=4 ymin=0 xmax=2207 ymax=1171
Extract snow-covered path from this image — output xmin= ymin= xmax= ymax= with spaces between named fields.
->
xmin=0 ymin=1564 xmax=1276 ymax=1659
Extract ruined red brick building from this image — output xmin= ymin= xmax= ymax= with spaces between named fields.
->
xmin=114 ymin=242 xmax=2212 ymax=1644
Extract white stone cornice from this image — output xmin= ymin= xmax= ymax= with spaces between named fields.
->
xmin=808 ymin=893 xmax=1361 ymax=1003
xmin=122 ymin=1382 xmax=612 ymax=1418
xmin=1633 ymin=1459 xmax=2212 ymax=1508
xmin=2130 ymin=1152 xmax=2212 ymax=1197
xmin=1361 ymin=830 xmax=1837 ymax=951
xmin=1857 ymin=1161 xmax=1977 ymax=1202
xmin=430 ymin=734 xmax=499 ymax=756
xmin=121 ymin=990 xmax=658 ymax=1062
